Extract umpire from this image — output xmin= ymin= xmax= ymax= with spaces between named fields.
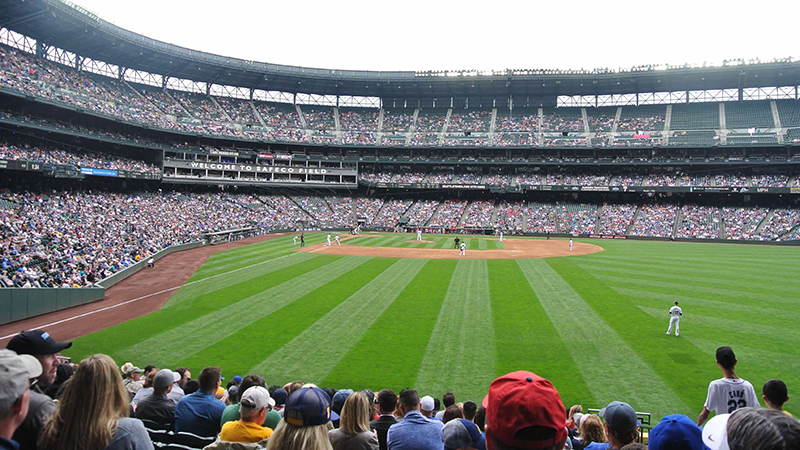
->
xmin=454 ymin=236 xmax=460 ymax=249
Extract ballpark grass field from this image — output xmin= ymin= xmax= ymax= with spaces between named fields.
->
xmin=68 ymin=233 xmax=800 ymax=420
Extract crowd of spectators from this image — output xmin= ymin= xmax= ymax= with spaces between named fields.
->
xmin=381 ymin=111 xmax=414 ymax=132
xmin=428 ymin=200 xmax=468 ymax=228
xmin=341 ymin=131 xmax=376 ymax=146
xmin=405 ymin=200 xmax=440 ymax=227
xmin=324 ymin=197 xmax=354 ymax=226
xmin=371 ymin=199 xmax=413 ymax=228
xmin=676 ymin=205 xmax=721 ymax=239
xmin=494 ymin=201 xmax=525 ymax=232
xmin=339 ymin=110 xmax=379 ymax=131
xmin=597 ymin=204 xmax=637 ymax=235
xmin=617 ymin=115 xmax=665 ymax=132
xmin=303 ymin=109 xmax=335 ymax=131
xmin=527 ymin=203 xmax=558 ymax=233
xmin=722 ymin=207 xmax=768 ymax=240
xmin=630 ymin=204 xmax=678 ymax=237
xmin=541 ymin=112 xmax=585 ymax=132
xmin=447 ymin=110 xmax=492 ymax=132
xmin=356 ymin=198 xmax=384 ymax=225
xmin=217 ymin=97 xmax=259 ymax=126
xmin=557 ymin=204 xmax=598 ymax=235
xmin=462 ymin=200 xmax=494 ymax=228
xmin=0 ymin=142 xmax=161 ymax=174
xmin=495 ymin=113 xmax=538 ymax=132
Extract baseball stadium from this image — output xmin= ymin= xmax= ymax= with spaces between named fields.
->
xmin=0 ymin=0 xmax=799 ymax=449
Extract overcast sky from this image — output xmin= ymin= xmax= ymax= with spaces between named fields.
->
xmin=72 ymin=0 xmax=798 ymax=73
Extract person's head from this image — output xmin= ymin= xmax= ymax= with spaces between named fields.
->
xmin=578 ymin=415 xmax=607 ymax=446
xmin=715 ymin=346 xmax=737 ymax=371
xmin=198 ymin=366 xmax=221 ymax=393
xmin=674 ymin=301 xmax=679 ymax=306
xmin=126 ymin=366 xmax=143 ymax=381
xmin=153 ymin=369 xmax=176 ymax=395
xmin=332 ymin=389 xmax=353 ymax=415
xmin=420 ymin=395 xmax=435 ymax=417
xmin=39 ymin=354 xmax=129 ymax=450
xmin=144 ymin=365 xmax=156 ymax=376
xmin=0 ymin=350 xmax=41 ymax=436
xmin=443 ymin=405 xmax=464 ymax=423
xmin=183 ymin=379 xmax=200 ymax=395
xmin=648 ymin=414 xmax=704 ymax=450
xmin=285 ymin=381 xmax=305 ymax=394
xmin=620 ymin=444 xmax=647 ymax=450
xmin=762 ymin=379 xmax=789 ymax=410
xmin=567 ymin=405 xmax=582 ymax=422
xmin=339 ymin=392 xmax=372 ymax=436
xmin=397 ymin=388 xmax=420 ymax=415
xmin=376 ymin=389 xmax=397 ymax=415
xmin=483 ymin=371 xmax=567 ymax=450
xmin=443 ymin=418 xmax=486 ymax=450
xmin=239 ymin=386 xmax=274 ymax=424
xmin=272 ymin=388 xmax=289 ymax=407
xmin=6 ymin=329 xmax=72 ymax=389
xmin=175 ymin=367 xmax=191 ymax=387
xmin=474 ymin=406 xmax=487 ymax=432
xmin=142 ymin=370 xmax=156 ymax=389
xmin=463 ymin=401 xmax=478 ymax=421
xmin=239 ymin=374 xmax=267 ymax=404
xmin=269 ymin=386 xmax=334 ymax=450
xmin=599 ymin=401 xmax=639 ymax=447
xmin=443 ymin=391 xmax=456 ymax=408
xmin=703 ymin=408 xmax=800 ymax=450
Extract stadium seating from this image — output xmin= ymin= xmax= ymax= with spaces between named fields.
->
xmin=670 ymin=103 xmax=720 ymax=130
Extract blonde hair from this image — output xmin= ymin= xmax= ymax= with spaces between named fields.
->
xmin=568 ymin=404 xmax=583 ymax=422
xmin=266 ymin=420 xmax=333 ymax=450
xmin=39 ymin=354 xmax=130 ymax=450
xmin=579 ymin=414 xmax=607 ymax=446
xmin=339 ymin=392 xmax=371 ymax=436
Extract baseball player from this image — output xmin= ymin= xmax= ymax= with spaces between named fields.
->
xmin=326 ymin=234 xmax=332 ymax=246
xmin=417 ymin=229 xmax=422 ymax=241
xmin=499 ymin=230 xmax=504 ymax=242
xmin=666 ymin=301 xmax=682 ymax=336
xmin=569 ymin=238 xmax=573 ymax=252
xmin=460 ymin=241 xmax=466 ymax=256
xmin=293 ymin=235 xmax=298 ymax=246
xmin=334 ymin=235 xmax=341 ymax=246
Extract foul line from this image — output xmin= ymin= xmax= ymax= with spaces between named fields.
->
xmin=0 ymin=252 xmax=297 ymax=340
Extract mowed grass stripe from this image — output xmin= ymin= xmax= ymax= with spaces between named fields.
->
xmin=478 ymin=239 xmax=488 ymax=250
xmin=594 ymin=274 xmax=796 ymax=307
xmin=488 ymin=260 xmax=592 ymax=409
xmin=321 ymin=260 xmax=455 ymax=390
xmin=192 ymin=243 xmax=299 ymax=279
xmin=546 ymin=258 xmax=711 ymax=417
xmin=169 ymin=252 xmax=318 ymax=306
xmin=113 ymin=256 xmax=364 ymax=366
xmin=201 ymin=237 xmax=296 ymax=265
xmin=577 ymin=264 xmax=800 ymax=296
xmin=518 ymin=259 xmax=689 ymax=414
xmin=414 ymin=260 xmax=496 ymax=402
xmin=605 ymin=280 xmax=793 ymax=311
xmin=637 ymin=305 xmax=800 ymax=342
xmin=251 ymin=259 xmax=429 ymax=383
xmin=615 ymin=288 xmax=800 ymax=327
xmin=68 ymin=254 xmax=335 ymax=361
xmin=176 ymin=257 xmax=397 ymax=378
xmin=576 ymin=258 xmax=800 ymax=287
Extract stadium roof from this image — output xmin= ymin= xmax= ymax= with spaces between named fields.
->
xmin=2 ymin=0 xmax=800 ymax=102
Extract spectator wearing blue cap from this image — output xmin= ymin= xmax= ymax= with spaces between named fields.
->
xmin=647 ymin=415 xmax=705 ymax=450
xmin=266 ymin=387 xmax=337 ymax=450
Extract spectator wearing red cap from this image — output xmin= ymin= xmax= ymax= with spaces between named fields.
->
xmin=482 ymin=371 xmax=567 ymax=450
xmin=5 ymin=329 xmax=71 ymax=450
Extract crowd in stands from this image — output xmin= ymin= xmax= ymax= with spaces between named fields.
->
xmin=0 ymin=142 xmax=161 ymax=174
xmin=381 ymin=111 xmax=414 ymax=132
xmin=405 ymin=200 xmax=440 ymax=227
xmin=527 ymin=203 xmax=558 ymax=233
xmin=630 ymin=205 xmax=678 ymax=237
xmin=557 ymin=204 xmax=598 ymax=235
xmin=3 ymin=320 xmax=798 ymax=450
xmin=597 ymin=204 xmax=637 ymax=235
xmin=371 ymin=199 xmax=413 ymax=228
xmin=462 ymin=200 xmax=495 ymax=228
xmin=428 ymin=200 xmax=468 ymax=229
xmin=340 ymin=110 xmax=380 ymax=131
xmin=447 ymin=111 xmax=492 ymax=132
xmin=721 ymin=207 xmax=768 ymax=240
xmin=494 ymin=201 xmax=525 ymax=232
xmin=676 ymin=206 xmax=721 ymax=239
xmin=357 ymin=198 xmax=384 ymax=225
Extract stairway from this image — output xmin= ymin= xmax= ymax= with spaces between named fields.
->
xmin=626 ymin=205 xmax=644 ymax=235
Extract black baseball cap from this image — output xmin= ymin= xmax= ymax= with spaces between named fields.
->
xmin=715 ymin=346 xmax=736 ymax=369
xmin=7 ymin=330 xmax=72 ymax=355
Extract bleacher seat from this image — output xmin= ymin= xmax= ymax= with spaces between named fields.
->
xmin=670 ymin=103 xmax=719 ymax=130
xmin=725 ymin=101 xmax=774 ymax=128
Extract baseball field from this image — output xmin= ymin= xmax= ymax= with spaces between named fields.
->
xmin=67 ymin=233 xmax=800 ymax=420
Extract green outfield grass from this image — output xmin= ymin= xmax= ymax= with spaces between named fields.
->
xmin=68 ymin=233 xmax=800 ymax=420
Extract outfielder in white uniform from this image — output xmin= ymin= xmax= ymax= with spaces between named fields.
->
xmin=666 ymin=301 xmax=682 ymax=336
xmin=334 ymin=235 xmax=341 ymax=246
xmin=460 ymin=242 xmax=466 ymax=256
xmin=499 ymin=231 xmax=504 ymax=242
xmin=293 ymin=235 xmax=298 ymax=246
xmin=417 ymin=229 xmax=422 ymax=241
xmin=569 ymin=238 xmax=573 ymax=252
xmin=326 ymin=234 xmax=331 ymax=246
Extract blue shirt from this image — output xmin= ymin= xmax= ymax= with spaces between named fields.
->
xmin=387 ymin=410 xmax=443 ymax=450
xmin=174 ymin=389 xmax=225 ymax=437
xmin=0 ymin=437 xmax=19 ymax=450
xmin=585 ymin=443 xmax=610 ymax=450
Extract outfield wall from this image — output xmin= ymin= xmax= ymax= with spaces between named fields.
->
xmin=0 ymin=241 xmax=206 ymax=326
